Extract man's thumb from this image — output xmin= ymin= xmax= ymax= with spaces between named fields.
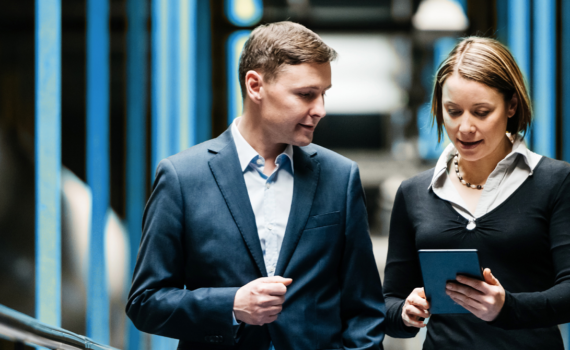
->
xmin=265 ymin=276 xmax=293 ymax=286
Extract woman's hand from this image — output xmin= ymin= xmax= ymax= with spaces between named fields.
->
xmin=446 ymin=268 xmax=505 ymax=322
xmin=402 ymin=287 xmax=430 ymax=328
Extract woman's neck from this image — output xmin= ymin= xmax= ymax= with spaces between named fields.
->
xmin=458 ymin=136 xmax=513 ymax=185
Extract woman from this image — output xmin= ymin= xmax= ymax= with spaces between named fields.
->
xmin=383 ymin=36 xmax=570 ymax=349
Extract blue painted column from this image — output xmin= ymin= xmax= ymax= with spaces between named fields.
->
xmin=563 ymin=0 xmax=570 ymax=163
xmin=125 ymin=0 xmax=148 ymax=349
xmin=196 ymin=0 xmax=212 ymax=143
xmin=227 ymin=30 xmax=251 ymax=125
xmin=532 ymin=0 xmax=556 ymax=158
xmin=168 ymin=0 xmax=181 ymax=155
xmin=417 ymin=37 xmax=455 ymax=161
xmin=86 ymin=0 xmax=110 ymax=344
xmin=35 ymin=0 xmax=61 ymax=329
xmin=225 ymin=0 xmax=263 ymax=125
xmin=151 ymin=0 xmax=170 ymax=181
xmin=508 ymin=0 xmax=531 ymax=144
xmin=177 ymin=0 xmax=198 ymax=151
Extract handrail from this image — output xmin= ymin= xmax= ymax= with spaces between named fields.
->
xmin=0 ymin=304 xmax=119 ymax=350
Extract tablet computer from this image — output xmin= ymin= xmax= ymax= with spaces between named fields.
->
xmin=418 ymin=249 xmax=483 ymax=314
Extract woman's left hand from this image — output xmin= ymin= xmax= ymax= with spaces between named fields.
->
xmin=446 ymin=268 xmax=505 ymax=322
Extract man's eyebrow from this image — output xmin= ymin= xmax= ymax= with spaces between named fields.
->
xmin=299 ymin=84 xmax=333 ymax=90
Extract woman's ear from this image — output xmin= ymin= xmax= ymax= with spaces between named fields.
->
xmin=245 ymin=70 xmax=263 ymax=104
xmin=507 ymin=93 xmax=518 ymax=119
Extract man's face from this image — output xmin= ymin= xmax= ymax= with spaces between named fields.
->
xmin=258 ymin=62 xmax=332 ymax=146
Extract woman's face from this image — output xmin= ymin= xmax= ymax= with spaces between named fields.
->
xmin=441 ymin=73 xmax=517 ymax=162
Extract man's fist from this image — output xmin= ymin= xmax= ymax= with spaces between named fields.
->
xmin=233 ymin=276 xmax=293 ymax=326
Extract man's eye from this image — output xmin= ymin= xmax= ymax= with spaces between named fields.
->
xmin=299 ymin=92 xmax=312 ymax=98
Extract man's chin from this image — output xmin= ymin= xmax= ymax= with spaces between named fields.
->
xmin=291 ymin=136 xmax=313 ymax=147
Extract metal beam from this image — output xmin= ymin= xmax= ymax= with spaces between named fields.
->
xmin=508 ymin=0 xmax=531 ymax=143
xmin=196 ymin=0 xmax=212 ymax=143
xmin=86 ymin=0 xmax=110 ymax=343
xmin=125 ymin=0 xmax=148 ymax=349
xmin=532 ymin=0 xmax=556 ymax=157
xmin=226 ymin=30 xmax=251 ymax=125
xmin=151 ymin=0 xmax=170 ymax=181
xmin=34 ymin=0 xmax=61 ymax=329
xmin=563 ymin=0 xmax=570 ymax=162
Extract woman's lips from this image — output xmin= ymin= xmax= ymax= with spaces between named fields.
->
xmin=458 ymin=139 xmax=482 ymax=149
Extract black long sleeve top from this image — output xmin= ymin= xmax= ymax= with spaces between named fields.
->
xmin=383 ymin=157 xmax=570 ymax=350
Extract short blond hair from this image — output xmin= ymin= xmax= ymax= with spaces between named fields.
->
xmin=431 ymin=37 xmax=532 ymax=141
xmin=238 ymin=21 xmax=337 ymax=97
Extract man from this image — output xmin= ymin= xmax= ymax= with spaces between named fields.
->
xmin=126 ymin=21 xmax=385 ymax=349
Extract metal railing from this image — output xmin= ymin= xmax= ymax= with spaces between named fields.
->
xmin=0 ymin=304 xmax=118 ymax=350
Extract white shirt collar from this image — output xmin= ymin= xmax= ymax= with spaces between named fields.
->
xmin=231 ymin=117 xmax=294 ymax=173
xmin=428 ymin=135 xmax=541 ymax=190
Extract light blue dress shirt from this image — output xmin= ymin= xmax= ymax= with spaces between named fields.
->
xmin=231 ymin=118 xmax=294 ymax=350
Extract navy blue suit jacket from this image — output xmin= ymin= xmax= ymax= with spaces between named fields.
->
xmin=126 ymin=129 xmax=385 ymax=349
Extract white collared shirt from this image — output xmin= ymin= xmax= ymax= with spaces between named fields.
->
xmin=429 ymin=136 xmax=542 ymax=225
xmin=231 ymin=118 xmax=294 ymax=277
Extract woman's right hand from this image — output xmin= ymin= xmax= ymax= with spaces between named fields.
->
xmin=402 ymin=287 xmax=431 ymax=328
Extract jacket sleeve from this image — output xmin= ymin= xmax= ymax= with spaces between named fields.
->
xmin=338 ymin=162 xmax=386 ymax=349
xmin=125 ymin=158 xmax=239 ymax=345
xmin=489 ymin=172 xmax=570 ymax=329
xmin=382 ymin=185 xmax=422 ymax=338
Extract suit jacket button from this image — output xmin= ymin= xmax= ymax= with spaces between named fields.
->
xmin=217 ymin=335 xmax=223 ymax=343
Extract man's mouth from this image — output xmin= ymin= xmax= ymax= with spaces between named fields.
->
xmin=299 ymin=123 xmax=315 ymax=131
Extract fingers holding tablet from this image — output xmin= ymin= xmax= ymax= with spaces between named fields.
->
xmin=445 ymin=268 xmax=506 ymax=322
xmin=402 ymin=287 xmax=431 ymax=328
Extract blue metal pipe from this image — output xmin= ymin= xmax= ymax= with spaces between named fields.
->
xmin=86 ymin=0 xmax=110 ymax=343
xmin=532 ymin=0 xmax=556 ymax=158
xmin=151 ymin=0 xmax=170 ymax=181
xmin=508 ymin=0 xmax=531 ymax=143
xmin=227 ymin=30 xmax=251 ymax=125
xmin=563 ymin=0 xmax=570 ymax=163
xmin=34 ymin=0 xmax=61 ymax=329
xmin=196 ymin=0 xmax=212 ymax=143
xmin=178 ymin=0 xmax=198 ymax=150
xmin=168 ymin=0 xmax=181 ymax=155
xmin=125 ymin=0 xmax=148 ymax=349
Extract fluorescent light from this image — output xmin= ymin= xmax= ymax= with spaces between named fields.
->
xmin=412 ymin=0 xmax=469 ymax=31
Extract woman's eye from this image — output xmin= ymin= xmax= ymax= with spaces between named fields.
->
xmin=447 ymin=110 xmax=461 ymax=116
xmin=299 ymin=92 xmax=312 ymax=98
xmin=476 ymin=110 xmax=490 ymax=117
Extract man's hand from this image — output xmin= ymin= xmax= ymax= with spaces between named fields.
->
xmin=402 ymin=287 xmax=430 ymax=328
xmin=233 ymin=276 xmax=293 ymax=326
xmin=446 ymin=268 xmax=505 ymax=322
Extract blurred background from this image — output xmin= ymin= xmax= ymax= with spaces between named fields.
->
xmin=1 ymin=0 xmax=569 ymax=349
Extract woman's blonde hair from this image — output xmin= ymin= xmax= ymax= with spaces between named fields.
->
xmin=431 ymin=37 xmax=532 ymax=141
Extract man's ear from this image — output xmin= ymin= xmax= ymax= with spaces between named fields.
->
xmin=507 ymin=93 xmax=518 ymax=119
xmin=245 ymin=70 xmax=263 ymax=104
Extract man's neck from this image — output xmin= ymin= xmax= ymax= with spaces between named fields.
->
xmin=237 ymin=114 xmax=287 ymax=174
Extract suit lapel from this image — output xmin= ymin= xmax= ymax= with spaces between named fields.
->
xmin=208 ymin=130 xmax=267 ymax=277
xmin=274 ymin=145 xmax=320 ymax=277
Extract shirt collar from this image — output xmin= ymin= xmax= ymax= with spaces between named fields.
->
xmin=231 ymin=117 xmax=294 ymax=174
xmin=428 ymin=134 xmax=541 ymax=191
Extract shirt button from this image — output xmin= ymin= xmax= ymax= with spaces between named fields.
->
xmin=266 ymin=183 xmax=270 ymax=189
xmin=267 ymin=224 xmax=273 ymax=230
xmin=256 ymin=158 xmax=264 ymax=165
xmin=466 ymin=219 xmax=476 ymax=230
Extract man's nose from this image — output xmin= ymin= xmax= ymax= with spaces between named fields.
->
xmin=310 ymin=95 xmax=326 ymax=119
